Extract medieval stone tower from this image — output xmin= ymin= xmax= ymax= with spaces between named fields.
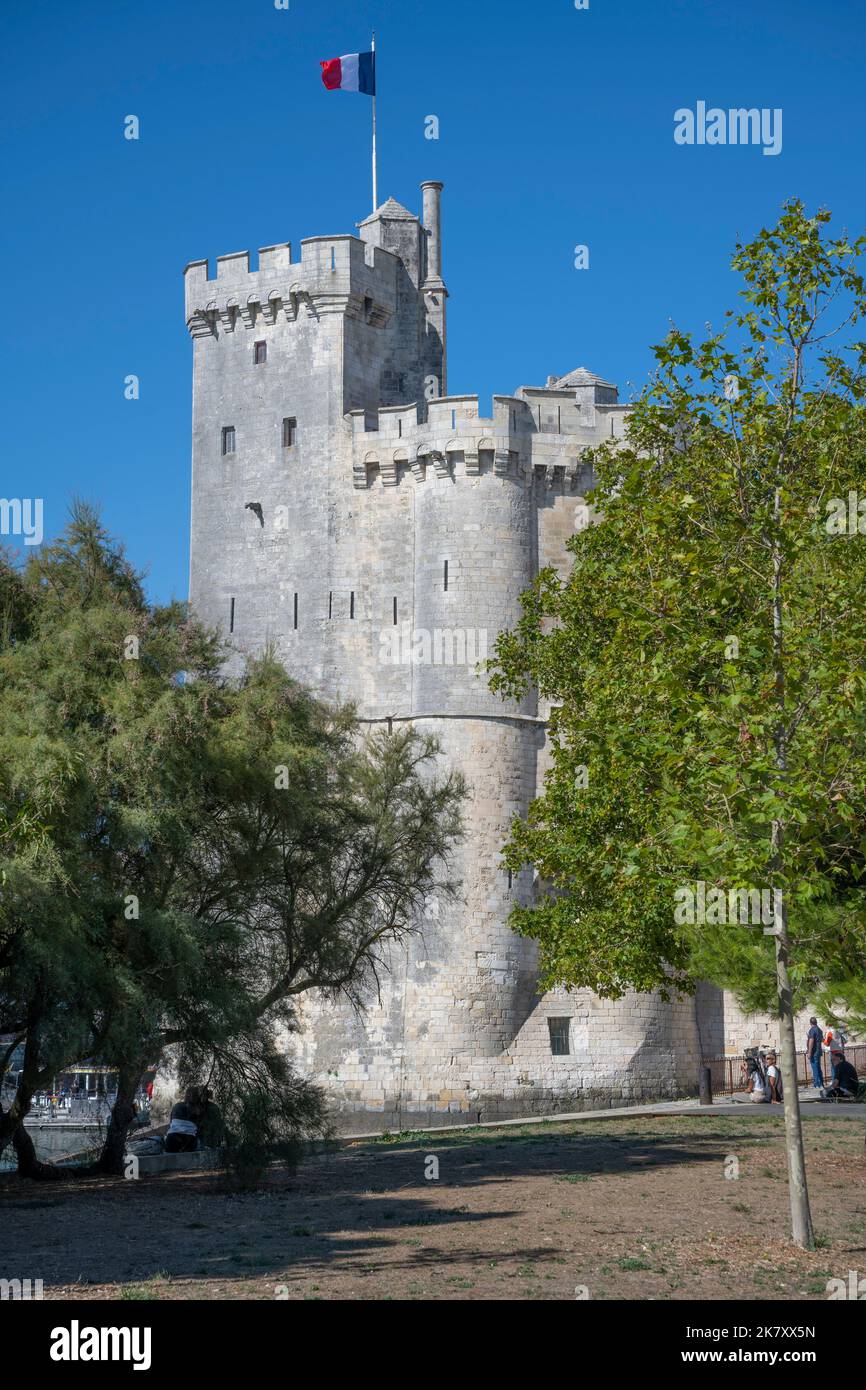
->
xmin=185 ymin=182 xmax=737 ymax=1131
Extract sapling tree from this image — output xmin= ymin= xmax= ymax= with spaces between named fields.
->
xmin=489 ymin=202 xmax=866 ymax=1248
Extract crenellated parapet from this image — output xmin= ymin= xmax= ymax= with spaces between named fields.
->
xmin=184 ymin=234 xmax=400 ymax=339
xmin=347 ymin=389 xmax=623 ymax=492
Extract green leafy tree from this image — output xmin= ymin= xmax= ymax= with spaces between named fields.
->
xmin=0 ymin=505 xmax=464 ymax=1178
xmin=489 ymin=202 xmax=866 ymax=1248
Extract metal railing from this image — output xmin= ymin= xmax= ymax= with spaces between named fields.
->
xmin=702 ymin=1045 xmax=866 ymax=1096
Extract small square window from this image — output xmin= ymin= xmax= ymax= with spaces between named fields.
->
xmin=548 ymin=1017 xmax=571 ymax=1056
xmin=282 ymin=417 xmax=297 ymax=448
xmin=222 ymin=426 xmax=236 ymax=455
xmin=254 ymin=341 xmax=267 ymax=365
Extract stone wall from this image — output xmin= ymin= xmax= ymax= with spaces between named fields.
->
xmin=720 ymin=994 xmax=858 ymax=1056
xmin=186 ymin=183 xmax=773 ymax=1132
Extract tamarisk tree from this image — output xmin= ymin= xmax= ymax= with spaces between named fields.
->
xmin=0 ymin=505 xmax=464 ymax=1177
xmin=489 ymin=202 xmax=866 ymax=1249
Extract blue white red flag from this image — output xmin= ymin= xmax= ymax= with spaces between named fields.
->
xmin=320 ymin=51 xmax=376 ymax=96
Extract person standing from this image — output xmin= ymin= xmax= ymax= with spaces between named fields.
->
xmin=823 ymin=1023 xmax=846 ymax=1081
xmin=805 ymin=1016 xmax=824 ymax=1089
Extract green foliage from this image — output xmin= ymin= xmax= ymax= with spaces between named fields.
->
xmin=0 ymin=502 xmax=464 ymax=1172
xmin=489 ymin=201 xmax=866 ymax=1027
xmin=177 ymin=1033 xmax=329 ymax=1186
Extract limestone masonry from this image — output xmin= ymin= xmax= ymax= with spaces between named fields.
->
xmin=186 ymin=182 xmax=809 ymax=1130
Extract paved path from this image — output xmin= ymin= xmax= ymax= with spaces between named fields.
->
xmin=340 ymin=1087 xmax=864 ymax=1141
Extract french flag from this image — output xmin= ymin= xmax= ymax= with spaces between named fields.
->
xmin=320 ymin=51 xmax=376 ymax=96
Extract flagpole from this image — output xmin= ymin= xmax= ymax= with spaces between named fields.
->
xmin=371 ymin=30 xmax=378 ymax=212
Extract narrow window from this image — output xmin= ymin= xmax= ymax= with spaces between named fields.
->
xmin=350 ymin=590 xmax=355 ymax=620
xmin=229 ymin=597 xmax=235 ymax=633
xmin=548 ymin=1018 xmax=571 ymax=1057
xmin=398 ymin=419 xmax=402 ymax=438
xmin=282 ymin=417 xmax=297 ymax=447
xmin=222 ymin=426 xmax=236 ymax=455
xmin=507 ymin=868 xmax=513 ymax=891
xmin=330 ymin=246 xmax=336 ymax=270
xmin=293 ymin=593 xmax=298 ymax=630
xmin=451 ymin=408 xmax=456 ymax=430
xmin=254 ymin=340 xmax=267 ymax=365
xmin=387 ymin=716 xmax=393 ymax=735
xmin=443 ymin=560 xmax=449 ymax=592
xmin=328 ymin=591 xmax=333 ymax=620
xmin=393 ymin=596 xmax=397 ymax=626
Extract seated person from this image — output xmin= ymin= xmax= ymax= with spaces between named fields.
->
xmin=164 ymin=1087 xmax=205 ymax=1152
xmin=821 ymin=1049 xmax=859 ymax=1100
xmin=746 ymin=1058 xmax=768 ymax=1102
xmin=765 ymin=1050 xmax=783 ymax=1103
xmin=195 ymin=1088 xmax=225 ymax=1150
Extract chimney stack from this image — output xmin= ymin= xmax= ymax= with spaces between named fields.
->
xmin=421 ymin=181 xmax=445 ymax=288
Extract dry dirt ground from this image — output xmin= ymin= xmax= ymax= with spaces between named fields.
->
xmin=2 ymin=1112 xmax=864 ymax=1301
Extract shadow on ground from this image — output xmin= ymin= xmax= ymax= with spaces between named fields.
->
xmin=0 ymin=1124 xmax=743 ymax=1290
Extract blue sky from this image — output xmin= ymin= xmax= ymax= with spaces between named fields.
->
xmin=3 ymin=0 xmax=864 ymax=602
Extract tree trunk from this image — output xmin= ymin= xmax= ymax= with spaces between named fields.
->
xmin=0 ymin=1093 xmax=28 ymax=1159
xmin=13 ymin=1119 xmax=65 ymax=1181
xmin=95 ymin=1063 xmax=144 ymax=1175
xmin=0 ymin=1020 xmax=40 ymax=1157
xmin=770 ymin=482 xmax=814 ymax=1249
xmin=3 ymin=1015 xmax=63 ymax=1179
xmin=773 ymin=896 xmax=814 ymax=1248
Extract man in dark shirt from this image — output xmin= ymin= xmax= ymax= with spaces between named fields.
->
xmin=805 ymin=1016 xmax=824 ymax=1089
xmin=164 ymin=1096 xmax=200 ymax=1152
xmin=821 ymin=1050 xmax=859 ymax=1100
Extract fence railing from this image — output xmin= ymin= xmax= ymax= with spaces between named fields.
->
xmin=703 ymin=1045 xmax=866 ymax=1096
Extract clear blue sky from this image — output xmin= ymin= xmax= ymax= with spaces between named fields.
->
xmin=3 ymin=0 xmax=864 ymax=602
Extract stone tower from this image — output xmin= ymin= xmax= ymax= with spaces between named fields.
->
xmin=186 ymin=183 xmax=715 ymax=1130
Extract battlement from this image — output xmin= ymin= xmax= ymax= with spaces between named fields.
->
xmin=184 ymin=234 xmax=401 ymax=337
xmin=346 ymin=390 xmax=619 ymax=492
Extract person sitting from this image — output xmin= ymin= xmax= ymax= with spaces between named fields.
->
xmin=765 ymin=1051 xmax=783 ymax=1103
xmin=821 ymin=1049 xmax=859 ymax=1101
xmin=195 ymin=1087 xmax=225 ymax=1150
xmin=746 ymin=1058 xmax=768 ymax=1103
xmin=164 ymin=1087 xmax=206 ymax=1152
